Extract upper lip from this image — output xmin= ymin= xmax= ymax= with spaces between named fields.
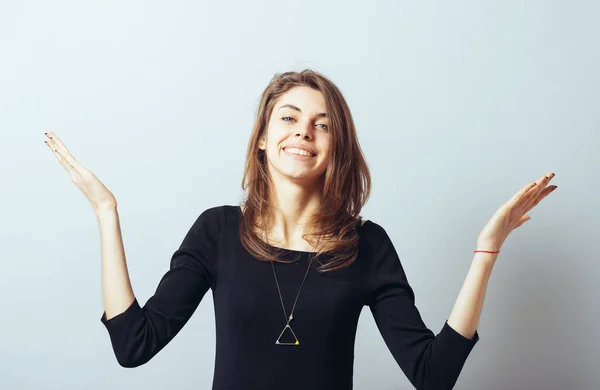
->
xmin=283 ymin=143 xmax=317 ymax=156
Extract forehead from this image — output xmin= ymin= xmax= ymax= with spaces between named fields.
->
xmin=275 ymin=86 xmax=327 ymax=113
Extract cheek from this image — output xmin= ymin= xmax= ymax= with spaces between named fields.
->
xmin=268 ymin=133 xmax=290 ymax=151
xmin=265 ymin=122 xmax=285 ymax=141
xmin=318 ymin=152 xmax=331 ymax=165
xmin=317 ymin=140 xmax=331 ymax=159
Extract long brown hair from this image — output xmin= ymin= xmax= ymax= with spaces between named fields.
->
xmin=239 ymin=69 xmax=371 ymax=273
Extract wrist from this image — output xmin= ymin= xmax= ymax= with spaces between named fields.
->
xmin=95 ymin=203 xmax=118 ymax=217
xmin=477 ymin=237 xmax=503 ymax=252
xmin=472 ymin=251 xmax=498 ymax=270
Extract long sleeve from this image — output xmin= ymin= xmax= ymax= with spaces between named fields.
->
xmin=367 ymin=225 xmax=479 ymax=390
xmin=99 ymin=206 xmax=224 ymax=367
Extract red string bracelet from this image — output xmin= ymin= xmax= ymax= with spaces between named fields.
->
xmin=474 ymin=249 xmax=500 ymax=254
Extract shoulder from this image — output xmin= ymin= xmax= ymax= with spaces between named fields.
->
xmin=196 ymin=204 xmax=227 ymax=223
xmin=186 ymin=205 xmax=234 ymax=236
xmin=181 ymin=205 xmax=238 ymax=252
xmin=356 ymin=218 xmax=393 ymax=254
xmin=357 ymin=217 xmax=383 ymax=235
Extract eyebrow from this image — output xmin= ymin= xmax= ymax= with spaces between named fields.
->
xmin=278 ymin=104 xmax=327 ymax=118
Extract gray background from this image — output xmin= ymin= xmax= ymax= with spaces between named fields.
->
xmin=1 ymin=1 xmax=598 ymax=389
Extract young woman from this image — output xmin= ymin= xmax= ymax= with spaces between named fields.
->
xmin=45 ymin=69 xmax=557 ymax=390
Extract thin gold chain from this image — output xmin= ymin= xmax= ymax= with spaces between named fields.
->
xmin=271 ymin=255 xmax=313 ymax=323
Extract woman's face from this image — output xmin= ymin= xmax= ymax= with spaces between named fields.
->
xmin=259 ymin=86 xmax=331 ymax=186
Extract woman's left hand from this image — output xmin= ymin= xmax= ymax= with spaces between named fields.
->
xmin=477 ymin=172 xmax=558 ymax=252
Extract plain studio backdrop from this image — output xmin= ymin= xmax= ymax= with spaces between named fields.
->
xmin=1 ymin=1 xmax=598 ymax=389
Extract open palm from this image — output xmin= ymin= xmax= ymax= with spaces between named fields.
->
xmin=44 ymin=131 xmax=117 ymax=211
xmin=478 ymin=172 xmax=557 ymax=252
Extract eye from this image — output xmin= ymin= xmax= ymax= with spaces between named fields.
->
xmin=282 ymin=116 xmax=328 ymax=131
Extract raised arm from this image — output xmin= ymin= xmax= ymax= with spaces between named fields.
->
xmin=43 ymin=131 xmax=222 ymax=368
xmin=368 ymin=225 xmax=478 ymax=390
xmin=99 ymin=206 xmax=222 ymax=367
xmin=44 ymin=131 xmax=135 ymax=321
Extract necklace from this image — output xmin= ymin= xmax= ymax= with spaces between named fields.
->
xmin=270 ymin=255 xmax=312 ymax=346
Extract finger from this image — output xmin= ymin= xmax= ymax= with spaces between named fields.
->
xmin=46 ymin=131 xmax=73 ymax=155
xmin=46 ymin=137 xmax=75 ymax=171
xmin=45 ymin=140 xmax=75 ymax=176
xmin=508 ymin=172 xmax=556 ymax=208
xmin=523 ymin=185 xmax=557 ymax=213
xmin=522 ymin=173 xmax=556 ymax=207
xmin=515 ymin=214 xmax=531 ymax=229
xmin=45 ymin=132 xmax=83 ymax=173
xmin=530 ymin=172 xmax=556 ymax=195
xmin=507 ymin=181 xmax=538 ymax=208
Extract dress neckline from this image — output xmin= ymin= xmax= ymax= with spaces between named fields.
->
xmin=235 ymin=205 xmax=364 ymax=255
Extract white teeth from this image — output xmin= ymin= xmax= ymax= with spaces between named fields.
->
xmin=285 ymin=147 xmax=314 ymax=157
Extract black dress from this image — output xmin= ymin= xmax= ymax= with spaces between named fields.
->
xmin=100 ymin=205 xmax=479 ymax=389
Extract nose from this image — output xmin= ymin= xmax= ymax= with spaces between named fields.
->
xmin=295 ymin=121 xmax=313 ymax=140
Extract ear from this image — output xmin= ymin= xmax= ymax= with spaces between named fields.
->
xmin=258 ymin=137 xmax=266 ymax=150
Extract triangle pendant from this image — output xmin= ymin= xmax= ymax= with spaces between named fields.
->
xmin=275 ymin=324 xmax=300 ymax=346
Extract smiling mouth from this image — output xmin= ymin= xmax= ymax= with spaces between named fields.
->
xmin=283 ymin=148 xmax=316 ymax=159
xmin=282 ymin=147 xmax=316 ymax=157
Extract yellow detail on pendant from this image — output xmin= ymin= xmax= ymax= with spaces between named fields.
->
xmin=275 ymin=323 xmax=300 ymax=346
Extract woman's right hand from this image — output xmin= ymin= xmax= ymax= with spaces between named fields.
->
xmin=45 ymin=131 xmax=117 ymax=212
